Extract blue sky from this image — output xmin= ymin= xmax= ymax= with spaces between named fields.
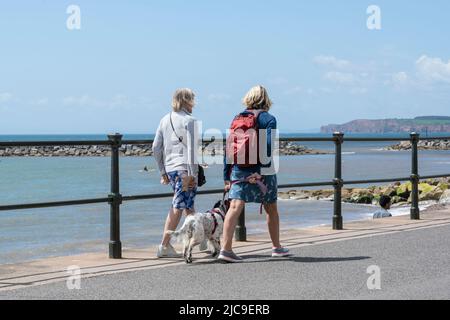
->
xmin=1 ymin=0 xmax=450 ymax=134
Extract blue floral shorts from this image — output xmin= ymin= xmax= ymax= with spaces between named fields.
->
xmin=229 ymin=169 xmax=278 ymax=204
xmin=167 ymin=170 xmax=197 ymax=210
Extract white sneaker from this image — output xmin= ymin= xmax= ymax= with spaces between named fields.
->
xmin=272 ymin=247 xmax=290 ymax=258
xmin=157 ymin=244 xmax=182 ymax=258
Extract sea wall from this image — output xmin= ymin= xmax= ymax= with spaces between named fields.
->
xmin=386 ymin=140 xmax=450 ymax=151
xmin=0 ymin=141 xmax=330 ymax=157
xmin=0 ymin=145 xmax=152 ymax=157
xmin=278 ymin=178 xmax=450 ymax=206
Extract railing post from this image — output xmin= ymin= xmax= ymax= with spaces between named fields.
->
xmin=333 ymin=132 xmax=344 ymax=230
xmin=108 ymin=133 xmax=123 ymax=259
xmin=235 ymin=205 xmax=247 ymax=241
xmin=410 ymin=132 xmax=420 ymax=220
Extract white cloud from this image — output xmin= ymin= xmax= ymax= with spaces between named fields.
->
xmin=63 ymin=95 xmax=100 ymax=107
xmin=313 ymin=55 xmax=351 ymax=69
xmin=392 ymin=71 xmax=408 ymax=84
xmin=62 ymin=94 xmax=129 ymax=109
xmin=0 ymin=92 xmax=13 ymax=103
xmin=31 ymin=98 xmax=49 ymax=106
xmin=415 ymin=55 xmax=450 ymax=83
xmin=324 ymin=71 xmax=355 ymax=84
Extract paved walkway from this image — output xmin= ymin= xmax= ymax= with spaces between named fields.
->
xmin=1 ymin=207 xmax=450 ymax=299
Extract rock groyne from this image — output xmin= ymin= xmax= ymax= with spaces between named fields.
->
xmin=0 ymin=141 xmax=330 ymax=157
xmin=278 ymin=178 xmax=450 ymax=206
xmin=386 ymin=139 xmax=450 ymax=151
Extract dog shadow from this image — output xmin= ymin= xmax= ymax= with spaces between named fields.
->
xmin=193 ymin=254 xmax=371 ymax=265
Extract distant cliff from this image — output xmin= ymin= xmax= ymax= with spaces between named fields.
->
xmin=320 ymin=116 xmax=450 ymax=134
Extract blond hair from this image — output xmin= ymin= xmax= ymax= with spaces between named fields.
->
xmin=172 ymin=88 xmax=195 ymax=112
xmin=242 ymin=85 xmax=272 ymax=111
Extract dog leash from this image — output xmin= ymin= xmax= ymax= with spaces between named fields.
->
xmin=207 ymin=208 xmax=225 ymax=235
xmin=207 ymin=191 xmax=229 ymax=235
xmin=231 ymin=174 xmax=268 ymax=214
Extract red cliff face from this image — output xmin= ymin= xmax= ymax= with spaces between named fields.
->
xmin=320 ymin=119 xmax=450 ymax=133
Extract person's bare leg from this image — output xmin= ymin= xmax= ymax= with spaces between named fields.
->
xmin=161 ymin=207 xmax=183 ymax=246
xmin=183 ymin=208 xmax=195 ymax=216
xmin=264 ymin=202 xmax=282 ymax=249
xmin=222 ymin=199 xmax=245 ymax=252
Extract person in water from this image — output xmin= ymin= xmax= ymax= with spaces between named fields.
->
xmin=373 ymin=195 xmax=393 ymax=219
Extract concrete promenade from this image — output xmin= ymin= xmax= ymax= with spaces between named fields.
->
xmin=1 ymin=206 xmax=449 ymax=299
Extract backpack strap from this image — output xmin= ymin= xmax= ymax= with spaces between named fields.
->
xmin=245 ymin=109 xmax=264 ymax=129
xmin=169 ymin=112 xmax=183 ymax=143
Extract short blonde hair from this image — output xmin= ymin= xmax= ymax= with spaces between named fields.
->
xmin=172 ymin=88 xmax=195 ymax=112
xmin=242 ymin=85 xmax=272 ymax=111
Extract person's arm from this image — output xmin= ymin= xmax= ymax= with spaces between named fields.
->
xmin=186 ymin=118 xmax=199 ymax=180
xmin=266 ymin=116 xmax=277 ymax=159
xmin=224 ymin=148 xmax=232 ymax=184
xmin=152 ymin=119 xmax=166 ymax=177
xmin=259 ymin=112 xmax=277 ymax=171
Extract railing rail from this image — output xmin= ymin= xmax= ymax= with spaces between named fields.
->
xmin=1 ymin=132 xmax=450 ymax=258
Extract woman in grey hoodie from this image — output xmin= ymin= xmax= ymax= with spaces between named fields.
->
xmin=152 ymin=88 xmax=199 ymax=258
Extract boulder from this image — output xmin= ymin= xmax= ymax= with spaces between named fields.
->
xmin=419 ymin=186 xmax=444 ymax=201
xmin=278 ymin=193 xmax=290 ymax=200
xmin=349 ymin=193 xmax=374 ymax=204
xmin=380 ymin=186 xmax=397 ymax=197
xmin=341 ymin=189 xmax=352 ymax=197
xmin=439 ymin=189 xmax=450 ymax=204
xmin=312 ymin=189 xmax=334 ymax=198
xmin=396 ymin=182 xmax=411 ymax=199
xmin=418 ymin=183 xmax=434 ymax=194
xmin=437 ymin=182 xmax=448 ymax=191
xmin=291 ymin=195 xmax=310 ymax=200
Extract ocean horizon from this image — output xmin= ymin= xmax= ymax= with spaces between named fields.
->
xmin=2 ymin=132 xmax=450 ymax=141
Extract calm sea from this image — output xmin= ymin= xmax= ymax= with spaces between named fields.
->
xmin=1 ymin=133 xmax=450 ymax=264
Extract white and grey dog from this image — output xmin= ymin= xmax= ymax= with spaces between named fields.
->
xmin=167 ymin=198 xmax=230 ymax=264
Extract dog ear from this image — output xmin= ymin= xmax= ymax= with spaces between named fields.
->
xmin=213 ymin=200 xmax=222 ymax=209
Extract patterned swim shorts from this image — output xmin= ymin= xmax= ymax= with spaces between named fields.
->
xmin=229 ymin=169 xmax=278 ymax=204
xmin=167 ymin=170 xmax=197 ymax=210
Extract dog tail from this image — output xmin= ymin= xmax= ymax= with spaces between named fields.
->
xmin=166 ymin=217 xmax=196 ymax=243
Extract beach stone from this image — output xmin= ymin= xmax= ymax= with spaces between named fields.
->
xmin=278 ymin=193 xmax=290 ymax=200
xmin=437 ymin=182 xmax=448 ymax=191
xmin=419 ymin=186 xmax=444 ymax=201
xmin=418 ymin=183 xmax=434 ymax=194
xmin=312 ymin=189 xmax=333 ymax=198
xmin=291 ymin=195 xmax=309 ymax=200
xmin=391 ymin=195 xmax=404 ymax=204
xmin=381 ymin=186 xmax=397 ymax=197
xmin=439 ymin=189 xmax=450 ymax=204
xmin=396 ymin=182 xmax=411 ymax=197
xmin=341 ymin=189 xmax=351 ymax=197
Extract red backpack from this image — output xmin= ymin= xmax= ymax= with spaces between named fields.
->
xmin=226 ymin=110 xmax=263 ymax=168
